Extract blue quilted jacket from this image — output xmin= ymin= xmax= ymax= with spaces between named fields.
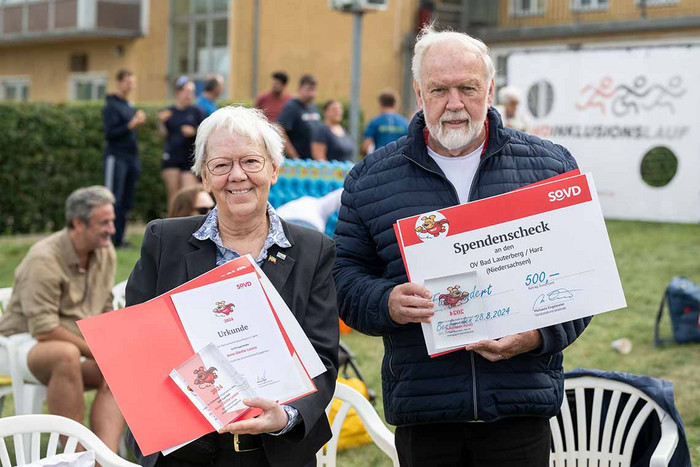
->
xmin=333 ymin=108 xmax=591 ymax=426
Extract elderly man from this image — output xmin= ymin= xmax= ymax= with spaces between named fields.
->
xmin=334 ymin=26 xmax=590 ymax=466
xmin=0 ymin=186 xmax=124 ymax=451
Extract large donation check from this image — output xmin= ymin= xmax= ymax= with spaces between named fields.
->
xmin=395 ymin=172 xmax=626 ymax=356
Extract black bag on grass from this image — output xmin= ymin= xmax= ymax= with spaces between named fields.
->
xmin=654 ymin=276 xmax=700 ymax=346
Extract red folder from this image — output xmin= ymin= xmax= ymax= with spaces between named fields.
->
xmin=78 ymin=258 xmax=265 ymax=455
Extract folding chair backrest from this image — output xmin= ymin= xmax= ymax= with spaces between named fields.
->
xmin=0 ymin=414 xmax=137 ymax=467
xmin=317 ymin=382 xmax=399 ymax=467
xmin=550 ymin=376 xmax=679 ymax=467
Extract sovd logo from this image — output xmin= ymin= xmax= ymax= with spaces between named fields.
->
xmin=548 ymin=186 xmax=581 ymax=202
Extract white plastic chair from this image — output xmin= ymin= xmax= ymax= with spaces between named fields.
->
xmin=0 ymin=414 xmax=138 ymax=467
xmin=317 ymin=382 xmax=399 ymax=467
xmin=111 ymin=281 xmax=128 ymax=311
xmin=550 ymin=376 xmax=680 ymax=467
xmin=0 ymin=288 xmax=14 ymax=413
xmin=0 ymin=288 xmax=47 ymax=416
xmin=0 ymin=281 xmax=128 ymax=416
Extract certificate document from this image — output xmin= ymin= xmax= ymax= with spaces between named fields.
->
xmin=395 ymin=172 xmax=626 ymax=356
xmin=170 ymin=272 xmax=316 ymax=404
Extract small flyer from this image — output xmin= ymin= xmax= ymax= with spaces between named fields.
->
xmin=424 ymin=271 xmax=489 ymax=350
xmin=170 ymin=343 xmax=256 ymax=430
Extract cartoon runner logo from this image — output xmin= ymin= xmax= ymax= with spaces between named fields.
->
xmin=193 ymin=366 xmax=218 ymax=389
xmin=575 ymin=75 xmax=686 ymax=117
xmin=438 ymin=285 xmax=469 ymax=308
xmin=415 ymin=212 xmax=449 ymax=241
xmin=213 ymin=300 xmax=235 ymax=318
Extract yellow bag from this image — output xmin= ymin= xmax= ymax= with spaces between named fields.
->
xmin=327 ymin=376 xmax=373 ymax=450
xmin=0 ymin=375 xmax=11 ymax=386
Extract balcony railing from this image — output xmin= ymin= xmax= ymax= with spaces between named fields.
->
xmin=434 ymin=0 xmax=700 ymax=42
xmin=0 ymin=0 xmax=148 ymax=43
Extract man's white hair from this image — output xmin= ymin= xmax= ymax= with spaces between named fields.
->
xmin=498 ymin=86 xmax=521 ymax=105
xmin=412 ymin=24 xmax=496 ymax=87
xmin=192 ymin=105 xmax=285 ymax=176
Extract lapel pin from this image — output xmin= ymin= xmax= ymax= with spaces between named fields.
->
xmin=276 ymin=252 xmax=287 ymax=260
xmin=268 ymin=255 xmax=277 ymax=264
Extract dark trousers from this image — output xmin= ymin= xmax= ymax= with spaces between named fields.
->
xmin=104 ymin=154 xmax=140 ymax=246
xmin=395 ymin=417 xmax=551 ymax=467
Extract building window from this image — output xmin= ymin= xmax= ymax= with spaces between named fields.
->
xmin=572 ymin=0 xmax=609 ymax=11
xmin=1 ymin=77 xmax=30 ymax=102
xmin=636 ymin=0 xmax=679 ymax=5
xmin=68 ymin=73 xmax=107 ymax=101
xmin=170 ymin=0 xmax=229 ymax=96
xmin=509 ymin=0 xmax=545 ymax=17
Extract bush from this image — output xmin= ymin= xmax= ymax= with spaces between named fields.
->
xmin=0 ymin=99 xmax=364 ymax=234
xmin=0 ymin=102 xmax=166 ymax=234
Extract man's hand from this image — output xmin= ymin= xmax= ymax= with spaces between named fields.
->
xmin=388 ymin=283 xmax=434 ymax=325
xmin=181 ymin=124 xmax=197 ymax=138
xmin=128 ymin=109 xmax=147 ymax=129
xmin=464 ymin=330 xmax=542 ymax=362
xmin=218 ymin=398 xmax=288 ymax=435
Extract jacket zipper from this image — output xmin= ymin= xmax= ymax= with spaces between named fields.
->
xmin=387 ymin=334 xmax=397 ymax=378
xmin=401 ymin=133 xmax=509 ymax=422
xmin=401 ymin=154 xmax=460 ymax=204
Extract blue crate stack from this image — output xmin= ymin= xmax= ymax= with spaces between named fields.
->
xmin=271 ymin=160 xmax=353 ymax=236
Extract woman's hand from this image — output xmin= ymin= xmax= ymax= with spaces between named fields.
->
xmin=218 ymin=398 xmax=289 ymax=435
xmin=157 ymin=109 xmax=173 ymax=123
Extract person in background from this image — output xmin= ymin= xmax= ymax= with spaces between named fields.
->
xmin=158 ymin=76 xmax=206 ymax=207
xmin=196 ymin=74 xmax=224 ymax=118
xmin=361 ymin=89 xmax=409 ymax=157
xmin=126 ymin=106 xmax=338 ymax=467
xmin=255 ymin=71 xmax=291 ymax=122
xmin=311 ymin=99 xmax=354 ymax=162
xmin=167 ymin=185 xmax=215 ymax=218
xmin=276 ymin=74 xmax=321 ymax=159
xmin=0 ymin=186 xmax=124 ymax=451
xmin=495 ymin=85 xmax=530 ymax=133
xmin=102 ymin=69 xmax=146 ymax=248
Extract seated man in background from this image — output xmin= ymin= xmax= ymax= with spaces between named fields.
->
xmin=0 ymin=186 xmax=124 ymax=451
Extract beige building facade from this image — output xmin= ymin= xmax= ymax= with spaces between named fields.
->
xmin=432 ymin=0 xmax=700 ymax=92
xmin=0 ymin=0 xmax=420 ymax=120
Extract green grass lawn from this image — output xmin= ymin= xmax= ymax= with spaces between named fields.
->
xmin=1 ymin=220 xmax=698 ymax=466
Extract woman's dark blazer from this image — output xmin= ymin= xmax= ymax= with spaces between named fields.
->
xmin=124 ymin=215 xmax=339 ymax=467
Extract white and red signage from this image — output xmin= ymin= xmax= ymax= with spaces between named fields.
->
xmin=508 ymin=46 xmax=700 ymax=223
xmin=395 ymin=173 xmax=626 ymax=356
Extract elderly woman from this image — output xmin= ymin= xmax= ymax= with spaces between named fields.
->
xmin=495 ymin=86 xmax=530 ymax=133
xmin=125 ymin=106 xmax=339 ymax=467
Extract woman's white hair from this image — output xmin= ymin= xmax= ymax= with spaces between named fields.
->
xmin=498 ymin=86 xmax=521 ymax=104
xmin=412 ymin=24 xmax=495 ymax=87
xmin=191 ymin=105 xmax=285 ymax=176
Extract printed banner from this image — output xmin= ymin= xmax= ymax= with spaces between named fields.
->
xmin=508 ymin=46 xmax=700 ymax=223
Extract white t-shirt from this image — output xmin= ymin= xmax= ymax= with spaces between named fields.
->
xmin=427 ymin=143 xmax=484 ymax=204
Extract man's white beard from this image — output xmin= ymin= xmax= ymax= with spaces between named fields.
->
xmin=426 ymin=109 xmax=484 ymax=152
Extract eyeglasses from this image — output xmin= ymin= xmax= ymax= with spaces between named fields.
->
xmin=195 ymin=207 xmax=212 ymax=215
xmin=206 ymin=156 xmax=266 ymax=175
